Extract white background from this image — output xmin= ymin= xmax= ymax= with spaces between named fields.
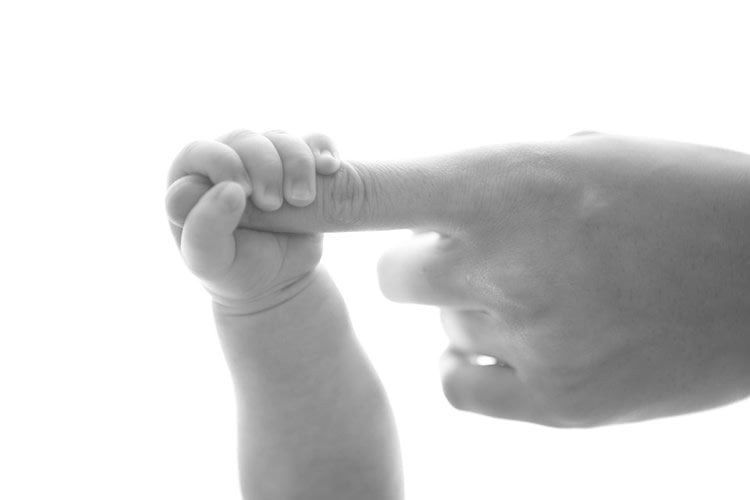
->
xmin=1 ymin=1 xmax=749 ymax=498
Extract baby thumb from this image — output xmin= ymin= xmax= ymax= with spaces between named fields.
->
xmin=180 ymin=181 xmax=246 ymax=280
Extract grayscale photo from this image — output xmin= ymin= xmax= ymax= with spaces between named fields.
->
xmin=1 ymin=1 xmax=749 ymax=499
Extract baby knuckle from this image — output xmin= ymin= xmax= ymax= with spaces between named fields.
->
xmin=288 ymin=150 xmax=315 ymax=171
xmin=306 ymin=130 xmax=333 ymax=145
xmin=170 ymin=140 xmax=207 ymax=181
xmin=206 ymin=144 xmax=237 ymax=167
xmin=180 ymin=139 xmax=202 ymax=159
xmin=493 ymin=147 xmax=573 ymax=209
xmin=222 ymin=128 xmax=257 ymax=144
xmin=180 ymin=139 xmax=239 ymax=172
xmin=262 ymin=129 xmax=288 ymax=136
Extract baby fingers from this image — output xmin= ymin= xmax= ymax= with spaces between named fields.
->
xmin=219 ymin=130 xmax=284 ymax=212
xmin=181 ymin=181 xmax=246 ymax=281
xmin=167 ymin=140 xmax=252 ymax=195
xmin=263 ymin=131 xmax=317 ymax=207
xmin=303 ymin=131 xmax=341 ymax=175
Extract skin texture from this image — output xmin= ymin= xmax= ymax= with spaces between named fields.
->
xmin=167 ymin=131 xmax=750 ymax=428
xmin=166 ymin=130 xmax=403 ymax=499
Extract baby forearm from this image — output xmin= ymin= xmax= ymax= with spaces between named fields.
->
xmin=212 ymin=267 xmax=403 ymax=500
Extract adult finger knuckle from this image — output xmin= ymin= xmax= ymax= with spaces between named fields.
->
xmin=318 ymin=162 xmax=370 ymax=225
xmin=517 ymin=158 xmax=580 ymax=210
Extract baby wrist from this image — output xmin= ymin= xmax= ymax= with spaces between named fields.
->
xmin=210 ymin=269 xmax=318 ymax=318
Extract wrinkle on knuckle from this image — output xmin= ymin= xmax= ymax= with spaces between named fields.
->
xmin=493 ymin=146 xmax=566 ymax=206
xmin=507 ymin=177 xmax=584 ymax=236
xmin=319 ymin=162 xmax=369 ymax=225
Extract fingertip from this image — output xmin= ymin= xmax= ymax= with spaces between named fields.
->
xmin=214 ymin=181 xmax=247 ymax=212
xmin=165 ymin=174 xmax=212 ymax=227
xmin=303 ymin=131 xmax=341 ymax=175
xmin=251 ymin=189 xmax=284 ymax=212
xmin=315 ymin=150 xmax=341 ymax=175
xmin=180 ymin=181 xmax=245 ymax=275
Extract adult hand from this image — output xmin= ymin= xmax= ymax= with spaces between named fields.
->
xmin=167 ymin=131 xmax=750 ymax=427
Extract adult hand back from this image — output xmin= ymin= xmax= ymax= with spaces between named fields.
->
xmin=168 ymin=131 xmax=750 ymax=427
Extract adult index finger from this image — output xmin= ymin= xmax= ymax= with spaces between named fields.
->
xmin=236 ymin=145 xmax=502 ymax=234
xmin=170 ymin=142 xmax=545 ymax=234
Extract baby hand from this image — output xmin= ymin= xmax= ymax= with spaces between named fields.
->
xmin=165 ymin=130 xmax=341 ymax=314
